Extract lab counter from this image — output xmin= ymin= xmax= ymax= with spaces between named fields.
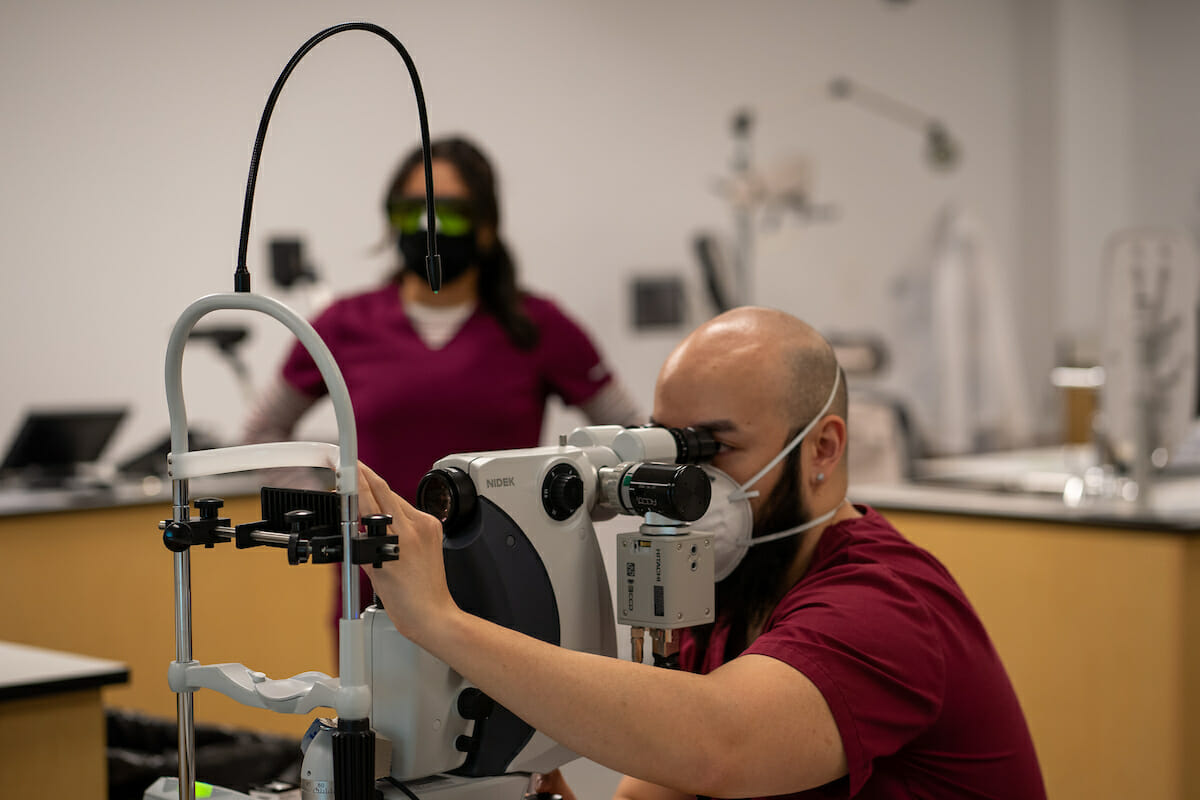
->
xmin=851 ymin=471 xmax=1200 ymax=800
xmin=853 ymin=477 xmax=1200 ymax=531
xmin=0 ymin=472 xmax=264 ymax=517
xmin=1 ymin=641 xmax=129 ymax=797
xmin=3 ymin=465 xmax=1198 ymax=799
xmin=0 ymin=475 xmax=338 ymax=741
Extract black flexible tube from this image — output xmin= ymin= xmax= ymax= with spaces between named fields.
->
xmin=234 ymin=22 xmax=440 ymax=292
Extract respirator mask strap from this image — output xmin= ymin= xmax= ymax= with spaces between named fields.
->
xmin=746 ymin=498 xmax=848 ymax=548
xmin=731 ymin=367 xmax=842 ymax=499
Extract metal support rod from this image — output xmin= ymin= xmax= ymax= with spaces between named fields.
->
xmin=249 ymin=530 xmax=291 ymax=546
xmin=731 ymin=110 xmax=754 ymax=306
xmin=172 ymin=479 xmax=196 ymax=800
xmin=829 ymin=76 xmax=934 ymax=133
xmin=341 ymin=493 xmax=360 ymax=621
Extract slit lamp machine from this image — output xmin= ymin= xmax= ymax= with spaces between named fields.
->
xmin=143 ymin=23 xmax=716 ymax=800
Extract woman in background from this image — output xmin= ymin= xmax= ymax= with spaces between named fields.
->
xmin=244 ymin=135 xmax=642 ymax=626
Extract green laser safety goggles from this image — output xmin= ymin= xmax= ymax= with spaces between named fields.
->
xmin=387 ymin=197 xmax=474 ymax=237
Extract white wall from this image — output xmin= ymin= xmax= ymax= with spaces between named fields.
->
xmin=0 ymin=0 xmax=1038 ymax=462
xmin=1130 ymin=0 xmax=1200 ymax=234
xmin=1055 ymin=0 xmax=1135 ymax=349
xmin=3 ymin=0 xmax=1197 ymax=795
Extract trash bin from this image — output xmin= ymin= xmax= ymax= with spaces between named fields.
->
xmin=106 ymin=710 xmax=302 ymax=800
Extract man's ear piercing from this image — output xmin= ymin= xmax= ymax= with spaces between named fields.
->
xmin=817 ymin=472 xmax=826 ymax=482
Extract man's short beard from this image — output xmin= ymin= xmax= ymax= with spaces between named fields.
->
xmin=701 ymin=442 xmax=809 ymax=662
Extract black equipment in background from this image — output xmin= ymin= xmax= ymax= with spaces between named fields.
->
xmin=0 ymin=408 xmax=127 ymax=485
xmin=693 ymin=234 xmax=733 ymax=314
xmin=268 ymin=237 xmax=318 ymax=288
xmin=117 ymin=429 xmax=221 ymax=478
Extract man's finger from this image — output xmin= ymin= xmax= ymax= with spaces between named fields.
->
xmin=356 ymin=464 xmax=383 ymax=516
xmin=360 ymin=462 xmax=426 ymax=525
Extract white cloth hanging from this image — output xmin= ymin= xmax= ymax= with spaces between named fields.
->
xmin=892 ymin=204 xmax=1034 ymax=455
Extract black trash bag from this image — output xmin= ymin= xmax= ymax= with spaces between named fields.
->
xmin=106 ymin=710 xmax=302 ymax=800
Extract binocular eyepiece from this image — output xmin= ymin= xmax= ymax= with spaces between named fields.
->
xmin=415 ymin=425 xmax=719 ymax=531
xmin=655 ymin=425 xmax=721 ymax=464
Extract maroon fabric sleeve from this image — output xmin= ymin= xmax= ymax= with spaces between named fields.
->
xmin=528 ymin=297 xmax=612 ymax=406
xmin=744 ymin=563 xmax=946 ymax=795
xmin=280 ymin=300 xmax=345 ymax=399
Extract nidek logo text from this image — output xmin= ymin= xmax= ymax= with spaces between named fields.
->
xmin=486 ymin=476 xmax=516 ymax=488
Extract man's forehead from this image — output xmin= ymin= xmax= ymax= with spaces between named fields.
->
xmin=652 ymin=366 xmax=772 ymax=432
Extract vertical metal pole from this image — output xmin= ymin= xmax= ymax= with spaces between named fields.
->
xmin=173 ymin=479 xmax=196 ymax=800
xmin=731 ymin=111 xmax=754 ymax=306
xmin=341 ymin=493 xmax=360 ymax=623
xmin=1132 ymin=264 xmax=1157 ymax=513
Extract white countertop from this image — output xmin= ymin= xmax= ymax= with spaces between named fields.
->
xmin=0 ymin=473 xmax=267 ymax=517
xmin=851 ymin=445 xmax=1200 ymax=531
xmin=0 ymin=640 xmax=129 ymax=700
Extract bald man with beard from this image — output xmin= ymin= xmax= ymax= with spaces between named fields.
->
xmin=359 ymin=307 xmax=1045 ymax=800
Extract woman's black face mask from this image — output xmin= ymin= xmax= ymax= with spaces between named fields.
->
xmin=398 ymin=231 xmax=480 ymax=287
xmin=389 ymin=197 xmax=480 ymax=287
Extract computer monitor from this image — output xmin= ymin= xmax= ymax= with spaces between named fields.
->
xmin=0 ymin=408 xmax=127 ymax=483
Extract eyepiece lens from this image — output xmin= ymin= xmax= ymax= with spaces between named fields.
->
xmin=666 ymin=426 xmax=721 ymax=463
xmin=416 ymin=467 xmax=477 ymax=532
xmin=419 ymin=475 xmax=454 ymax=521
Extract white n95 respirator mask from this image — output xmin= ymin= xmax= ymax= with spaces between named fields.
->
xmin=693 ymin=368 xmax=846 ymax=582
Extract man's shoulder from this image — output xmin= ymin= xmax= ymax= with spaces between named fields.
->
xmin=824 ymin=506 xmax=929 ymax=559
xmin=817 ymin=506 xmax=922 ymax=565
xmin=790 ymin=506 xmax=963 ymax=610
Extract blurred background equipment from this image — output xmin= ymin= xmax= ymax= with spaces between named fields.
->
xmin=187 ymin=326 xmax=255 ymax=405
xmin=890 ymin=204 xmax=1034 ymax=456
xmin=695 ymin=108 xmax=838 ymax=313
xmin=0 ymin=408 xmax=126 ymax=488
xmin=1096 ymin=228 xmax=1199 ymax=505
xmin=828 ymin=76 xmax=961 ymax=172
xmin=828 ymin=332 xmax=915 ymax=486
xmin=631 ymin=275 xmax=687 ymax=330
xmin=268 ymin=235 xmax=333 ymax=317
xmin=116 ymin=429 xmax=221 ymax=479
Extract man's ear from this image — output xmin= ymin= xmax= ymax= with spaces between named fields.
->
xmin=808 ymin=415 xmax=847 ymax=477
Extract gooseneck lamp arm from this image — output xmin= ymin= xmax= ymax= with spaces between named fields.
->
xmin=162 ymin=23 xmax=440 ymax=800
xmin=828 ymin=76 xmax=960 ymax=172
xmin=234 ymin=21 xmax=442 ymax=293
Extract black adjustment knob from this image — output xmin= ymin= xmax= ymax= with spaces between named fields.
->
xmin=163 ymin=521 xmax=192 ymax=552
xmin=287 ymin=534 xmax=310 ymax=565
xmin=456 ymin=687 xmax=495 ymax=721
xmin=284 ymin=509 xmax=314 ymax=533
xmin=362 ymin=514 xmax=393 ymax=537
xmin=194 ymin=497 xmax=224 ymax=520
xmin=550 ymin=472 xmax=584 ymax=513
xmin=542 ymin=464 xmax=584 ymax=521
xmin=455 ymin=734 xmax=479 ymax=754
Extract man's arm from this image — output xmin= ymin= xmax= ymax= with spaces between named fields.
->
xmin=613 ymin=776 xmax=694 ymax=800
xmin=530 ymin=769 xmax=687 ymax=800
xmin=358 ymin=465 xmax=847 ymax=798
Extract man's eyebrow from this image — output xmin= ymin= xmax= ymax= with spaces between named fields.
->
xmin=647 ymin=417 xmax=738 ymax=433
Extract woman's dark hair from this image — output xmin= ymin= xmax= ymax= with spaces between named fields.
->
xmin=385 ymin=136 xmax=538 ymax=349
